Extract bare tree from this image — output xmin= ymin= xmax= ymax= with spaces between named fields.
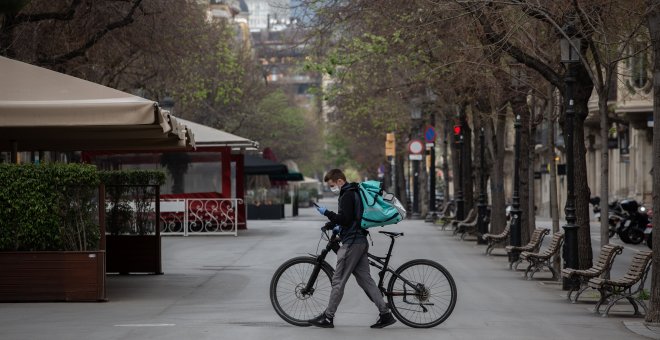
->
xmin=646 ymin=0 xmax=660 ymax=324
xmin=457 ymin=0 xmax=596 ymax=269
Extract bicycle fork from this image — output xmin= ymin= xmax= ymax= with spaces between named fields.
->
xmin=301 ymin=239 xmax=339 ymax=296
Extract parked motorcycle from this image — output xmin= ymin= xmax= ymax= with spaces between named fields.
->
xmin=616 ymin=199 xmax=649 ymax=244
xmin=606 ymin=200 xmax=627 ymax=238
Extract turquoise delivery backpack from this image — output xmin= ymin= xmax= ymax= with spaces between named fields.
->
xmin=358 ymin=180 xmax=407 ymax=228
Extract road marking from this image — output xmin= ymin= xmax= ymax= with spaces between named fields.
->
xmin=114 ymin=324 xmax=175 ymax=327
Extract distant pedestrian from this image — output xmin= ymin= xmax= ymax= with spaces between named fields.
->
xmin=310 ymin=168 xmax=396 ymax=329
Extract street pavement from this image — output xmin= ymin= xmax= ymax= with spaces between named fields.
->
xmin=0 ymin=197 xmax=652 ymax=340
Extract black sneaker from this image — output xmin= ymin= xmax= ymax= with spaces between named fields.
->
xmin=370 ymin=312 xmax=396 ymax=329
xmin=309 ymin=313 xmax=334 ymax=328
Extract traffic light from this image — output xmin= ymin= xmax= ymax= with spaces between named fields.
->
xmin=453 ymin=125 xmax=463 ymax=144
xmin=385 ymin=133 xmax=396 ymax=157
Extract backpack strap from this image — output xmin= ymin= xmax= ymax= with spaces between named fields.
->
xmin=354 ymin=191 xmax=368 ymax=236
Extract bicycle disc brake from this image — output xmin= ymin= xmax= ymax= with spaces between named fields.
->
xmin=401 ymin=284 xmax=433 ymax=312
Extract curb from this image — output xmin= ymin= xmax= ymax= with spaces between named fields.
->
xmin=624 ymin=322 xmax=660 ymax=339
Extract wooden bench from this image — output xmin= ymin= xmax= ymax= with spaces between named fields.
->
xmin=588 ymin=249 xmax=653 ymax=317
xmin=454 ymin=208 xmax=477 ymax=236
xmin=519 ymin=232 xmax=564 ymax=280
xmin=451 ymin=208 xmax=476 ymax=235
xmin=482 ymin=223 xmax=510 ymax=255
xmin=434 ymin=201 xmax=454 ymax=224
xmin=505 ymin=228 xmax=550 ymax=269
xmin=457 ymin=214 xmax=479 ymax=241
xmin=561 ymin=244 xmax=624 ymax=303
xmin=437 ymin=202 xmax=457 ymax=230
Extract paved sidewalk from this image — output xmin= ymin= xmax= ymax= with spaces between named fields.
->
xmin=0 ymin=201 xmax=652 ymax=339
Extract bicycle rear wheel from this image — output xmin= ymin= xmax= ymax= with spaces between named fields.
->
xmin=269 ymin=256 xmax=334 ymax=326
xmin=387 ymin=259 xmax=457 ymax=328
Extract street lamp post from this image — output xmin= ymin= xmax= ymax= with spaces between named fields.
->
xmin=425 ymin=88 xmax=439 ymax=222
xmin=477 ymin=127 xmax=488 ymax=244
xmin=560 ymin=24 xmax=581 ymax=290
xmin=509 ymin=114 xmax=523 ymax=264
xmin=411 ymin=101 xmax=422 ymax=219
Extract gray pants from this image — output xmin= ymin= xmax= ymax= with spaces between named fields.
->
xmin=325 ymin=243 xmax=389 ymax=318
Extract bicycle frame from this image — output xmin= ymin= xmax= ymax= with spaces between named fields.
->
xmin=302 ymin=232 xmax=425 ymax=303
xmin=367 ymin=236 xmax=428 ymax=304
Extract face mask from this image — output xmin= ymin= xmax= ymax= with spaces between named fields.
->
xmin=330 ymin=186 xmax=340 ymax=194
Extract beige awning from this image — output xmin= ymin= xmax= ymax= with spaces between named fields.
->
xmin=0 ymin=56 xmax=194 ymax=151
xmin=177 ymin=118 xmax=258 ymax=150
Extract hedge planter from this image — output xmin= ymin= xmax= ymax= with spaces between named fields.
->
xmin=106 ymin=235 xmax=161 ymax=274
xmin=0 ymin=251 xmax=106 ymax=302
xmin=247 ymin=204 xmax=284 ymax=220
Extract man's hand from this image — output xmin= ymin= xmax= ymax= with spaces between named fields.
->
xmin=316 ymin=205 xmax=327 ymax=215
xmin=323 ymin=221 xmax=334 ymax=230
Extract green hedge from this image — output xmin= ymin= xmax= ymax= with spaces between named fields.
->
xmin=101 ymin=170 xmax=166 ymax=236
xmin=0 ymin=163 xmax=100 ymax=251
xmin=0 ymin=165 xmax=168 ymax=251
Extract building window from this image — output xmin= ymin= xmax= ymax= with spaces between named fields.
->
xmin=627 ymin=43 xmax=650 ymax=91
xmin=632 ymin=52 xmax=648 ymax=88
xmin=619 ymin=124 xmax=630 ymax=156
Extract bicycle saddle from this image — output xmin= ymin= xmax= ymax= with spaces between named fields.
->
xmin=379 ymin=231 xmax=404 ymax=238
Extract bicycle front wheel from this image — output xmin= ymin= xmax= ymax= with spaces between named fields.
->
xmin=269 ymin=256 xmax=334 ymax=326
xmin=387 ymin=259 xmax=457 ymax=328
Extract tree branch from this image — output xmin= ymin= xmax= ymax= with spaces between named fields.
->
xmin=464 ymin=2 xmax=564 ymax=89
xmin=36 ymin=0 xmax=143 ymax=66
xmin=14 ymin=0 xmax=82 ymax=24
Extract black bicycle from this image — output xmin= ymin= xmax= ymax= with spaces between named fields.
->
xmin=269 ymin=229 xmax=457 ymax=328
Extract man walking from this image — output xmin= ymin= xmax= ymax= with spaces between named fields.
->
xmin=309 ymin=168 xmax=396 ymax=329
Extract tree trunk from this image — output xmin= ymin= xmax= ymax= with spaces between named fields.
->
xmin=420 ymin=145 xmax=428 ymax=217
xmin=460 ymin=104 xmax=474 ymax=212
xmin=443 ymin=116 xmax=451 ymax=204
xmin=489 ymin=110 xmax=508 ymax=235
xmin=599 ymin=93 xmax=610 ymax=247
xmin=548 ymin=92 xmax=561 ymax=276
xmin=472 ymin=105 xmax=489 ymax=219
xmin=645 ymin=0 xmax=660 ymax=323
xmin=452 ymin=126 xmax=461 ymax=217
xmin=396 ymin=152 xmax=408 ymax=210
xmin=511 ymin=94 xmax=532 ymax=244
xmin=529 ymin=98 xmax=538 ymax=230
xmin=574 ymin=65 xmax=594 ymax=270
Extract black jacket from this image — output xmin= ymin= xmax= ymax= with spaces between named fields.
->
xmin=323 ymin=182 xmax=367 ymax=244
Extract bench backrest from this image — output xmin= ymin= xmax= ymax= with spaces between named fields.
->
xmin=622 ymin=250 xmax=653 ymax=285
xmin=592 ymin=244 xmax=624 ymax=272
xmin=527 ymin=228 xmax=550 ymax=250
xmin=464 ymin=208 xmax=477 ymax=221
xmin=440 ymin=201 xmax=456 ymax=216
xmin=539 ymin=232 xmax=564 ymax=257
xmin=501 ymin=221 xmax=511 ymax=236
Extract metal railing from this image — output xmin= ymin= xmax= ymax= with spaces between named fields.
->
xmin=159 ymin=198 xmax=242 ymax=236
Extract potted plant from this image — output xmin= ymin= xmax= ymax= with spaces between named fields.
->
xmin=0 ymin=163 xmax=105 ymax=302
xmin=101 ymin=170 xmax=165 ymax=274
